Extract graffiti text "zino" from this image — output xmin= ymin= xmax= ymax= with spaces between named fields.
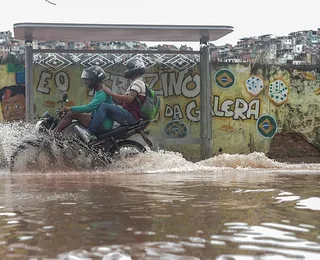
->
xmin=161 ymin=69 xmax=200 ymax=98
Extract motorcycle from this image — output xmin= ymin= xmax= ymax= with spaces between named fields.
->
xmin=9 ymin=92 xmax=155 ymax=172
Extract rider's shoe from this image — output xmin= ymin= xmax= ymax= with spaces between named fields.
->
xmin=75 ymin=126 xmax=97 ymax=143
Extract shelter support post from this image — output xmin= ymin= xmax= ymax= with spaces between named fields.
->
xmin=25 ymin=41 xmax=34 ymax=123
xmin=199 ymin=36 xmax=212 ymax=160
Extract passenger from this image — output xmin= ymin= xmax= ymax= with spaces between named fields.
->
xmin=54 ymin=66 xmax=114 ymax=136
xmin=80 ymin=58 xmax=147 ymax=143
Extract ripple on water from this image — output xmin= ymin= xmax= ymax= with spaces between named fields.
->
xmin=0 ymin=212 xmax=17 ymax=217
xmin=58 ymin=242 xmax=202 ymax=260
xmin=296 ymin=197 xmax=320 ymax=211
xmin=210 ymin=222 xmax=320 ymax=259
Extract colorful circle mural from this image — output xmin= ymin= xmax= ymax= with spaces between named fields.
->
xmin=214 ymin=69 xmax=235 ymax=89
xmin=164 ymin=120 xmax=189 ymax=138
xmin=256 ymin=115 xmax=278 ymax=138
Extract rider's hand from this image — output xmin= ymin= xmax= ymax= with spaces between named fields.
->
xmin=61 ymin=106 xmax=71 ymax=112
xmin=103 ymin=87 xmax=112 ymax=95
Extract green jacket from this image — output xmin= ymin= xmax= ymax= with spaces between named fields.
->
xmin=70 ymin=90 xmax=113 ymax=130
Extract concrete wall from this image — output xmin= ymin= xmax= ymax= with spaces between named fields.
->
xmin=1 ymin=62 xmax=320 ymax=161
xmin=211 ymin=63 xmax=320 ymax=162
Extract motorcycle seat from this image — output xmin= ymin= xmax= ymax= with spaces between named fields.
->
xmin=96 ymin=120 xmax=150 ymax=140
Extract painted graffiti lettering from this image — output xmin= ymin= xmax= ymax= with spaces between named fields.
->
xmin=105 ymin=72 xmax=128 ymax=93
xmin=164 ymin=104 xmax=183 ymax=120
xmin=212 ymin=96 xmax=260 ymax=120
xmin=54 ymin=71 xmax=69 ymax=92
xmin=36 ymin=70 xmax=199 ymax=97
xmin=164 ymin=101 xmax=200 ymax=122
xmin=173 ymin=105 xmax=183 ymax=120
xmin=143 ymin=73 xmax=160 ymax=93
xmin=234 ymin=99 xmax=248 ymax=120
xmin=185 ymin=100 xmax=200 ymax=122
xmin=165 ymin=104 xmax=173 ymax=117
xmin=35 ymin=70 xmax=162 ymax=96
xmin=161 ymin=71 xmax=181 ymax=97
xmin=164 ymin=97 xmax=260 ymax=122
xmin=247 ymin=100 xmax=260 ymax=120
xmin=35 ymin=69 xmax=261 ymax=122
xmin=102 ymin=71 xmax=200 ymax=98
xmin=37 ymin=71 xmax=52 ymax=94
xmin=37 ymin=71 xmax=70 ymax=94
xmin=161 ymin=69 xmax=200 ymax=98
xmin=220 ymin=100 xmax=234 ymax=117
xmin=182 ymin=74 xmax=200 ymax=98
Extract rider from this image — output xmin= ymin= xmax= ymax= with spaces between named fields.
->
xmin=54 ymin=66 xmax=114 ymax=136
xmin=80 ymin=58 xmax=146 ymax=143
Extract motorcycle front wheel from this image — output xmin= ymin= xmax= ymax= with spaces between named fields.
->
xmin=10 ymin=142 xmax=56 ymax=172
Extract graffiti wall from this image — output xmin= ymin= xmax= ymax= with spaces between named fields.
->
xmin=0 ymin=64 xmax=26 ymax=122
xmin=32 ymin=58 xmax=203 ymax=159
xmin=211 ymin=65 xmax=286 ymax=156
xmin=213 ymin=64 xmax=320 ymax=160
xmin=1 ymin=53 xmax=320 ymax=160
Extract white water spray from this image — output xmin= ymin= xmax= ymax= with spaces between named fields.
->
xmin=0 ymin=122 xmax=37 ymax=165
xmin=1 ymin=123 xmax=320 ymax=174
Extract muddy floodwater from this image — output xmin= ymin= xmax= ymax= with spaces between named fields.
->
xmin=0 ymin=149 xmax=319 ymax=260
xmin=0 ymin=123 xmax=319 ymax=259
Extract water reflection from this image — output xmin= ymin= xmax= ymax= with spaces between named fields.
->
xmin=0 ymin=170 xmax=319 ymax=259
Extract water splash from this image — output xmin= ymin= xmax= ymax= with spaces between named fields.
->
xmin=0 ymin=122 xmax=37 ymax=165
xmin=112 ymin=149 xmax=214 ymax=173
xmin=197 ymin=152 xmax=285 ymax=169
xmin=111 ymin=150 xmax=288 ymax=174
xmin=0 ymin=122 xmax=97 ymax=172
xmin=2 ymin=122 xmax=320 ymax=174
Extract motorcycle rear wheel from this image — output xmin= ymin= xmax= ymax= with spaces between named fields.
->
xmin=109 ymin=140 xmax=146 ymax=160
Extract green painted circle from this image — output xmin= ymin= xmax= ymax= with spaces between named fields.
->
xmin=256 ymin=115 xmax=278 ymax=138
xmin=214 ymin=69 xmax=235 ymax=89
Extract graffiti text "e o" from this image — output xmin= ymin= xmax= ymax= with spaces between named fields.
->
xmin=37 ymin=71 xmax=70 ymax=94
xmin=54 ymin=72 xmax=69 ymax=92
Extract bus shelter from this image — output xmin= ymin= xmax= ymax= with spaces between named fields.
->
xmin=13 ymin=22 xmax=233 ymax=159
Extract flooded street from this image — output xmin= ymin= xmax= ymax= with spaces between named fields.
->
xmin=0 ymin=151 xmax=319 ymax=260
xmin=0 ymin=122 xmax=319 ymax=259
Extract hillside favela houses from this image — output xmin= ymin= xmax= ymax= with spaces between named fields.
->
xmin=0 ymin=31 xmax=25 ymax=64
xmin=0 ymin=28 xmax=319 ymax=65
xmin=212 ymin=29 xmax=320 ymax=65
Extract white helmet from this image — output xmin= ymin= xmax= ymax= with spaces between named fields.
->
xmin=124 ymin=58 xmax=146 ymax=79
